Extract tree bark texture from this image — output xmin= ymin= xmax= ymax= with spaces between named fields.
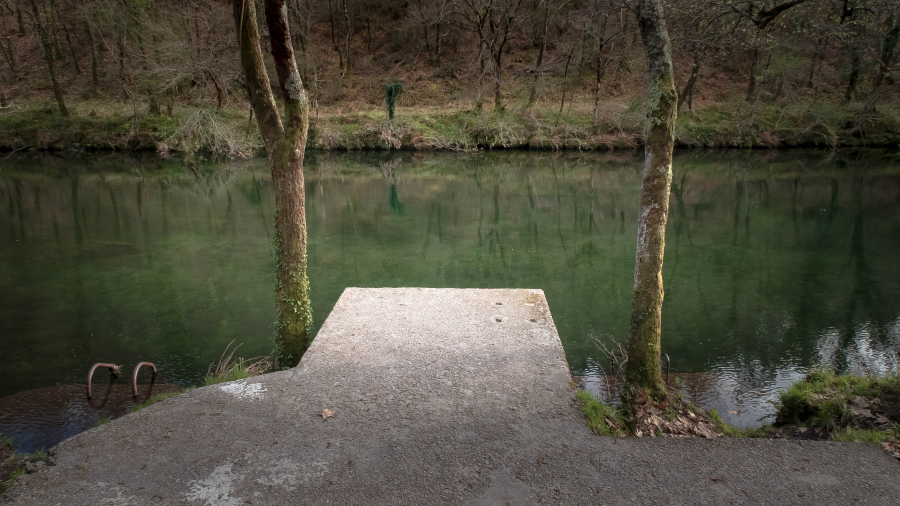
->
xmin=233 ymin=0 xmax=312 ymax=368
xmin=624 ymin=0 xmax=677 ymax=403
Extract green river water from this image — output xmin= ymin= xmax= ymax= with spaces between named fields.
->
xmin=1 ymin=149 xmax=899 ymax=450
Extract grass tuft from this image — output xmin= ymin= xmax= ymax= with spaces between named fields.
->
xmin=576 ymin=389 xmax=628 ymax=437
xmin=203 ymin=340 xmax=270 ymax=386
xmin=773 ymin=368 xmax=900 ymax=444
xmin=1 ymin=468 xmax=25 ymax=493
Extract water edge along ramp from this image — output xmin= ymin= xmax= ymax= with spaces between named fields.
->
xmin=4 ymin=288 xmax=898 ymax=505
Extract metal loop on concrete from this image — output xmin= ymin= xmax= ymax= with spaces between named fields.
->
xmin=86 ymin=363 xmax=121 ymax=398
xmin=132 ymin=362 xmax=157 ymax=398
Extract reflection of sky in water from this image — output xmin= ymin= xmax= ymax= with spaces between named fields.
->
xmin=578 ymin=315 xmax=899 ymax=427
xmin=1 ymin=150 xmax=899 ymax=437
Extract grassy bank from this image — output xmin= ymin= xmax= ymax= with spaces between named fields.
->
xmin=3 ymin=98 xmax=899 ymax=155
xmin=576 ymin=369 xmax=900 ymax=461
xmin=771 ymin=369 xmax=899 ymax=453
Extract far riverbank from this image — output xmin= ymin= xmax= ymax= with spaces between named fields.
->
xmin=2 ymin=99 xmax=899 ymax=155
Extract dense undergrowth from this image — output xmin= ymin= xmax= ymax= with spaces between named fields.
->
xmin=2 ymin=98 xmax=899 ymax=155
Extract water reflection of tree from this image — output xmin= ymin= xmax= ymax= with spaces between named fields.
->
xmin=827 ymin=175 xmax=892 ymax=373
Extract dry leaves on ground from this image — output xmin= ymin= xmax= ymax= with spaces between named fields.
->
xmin=632 ymin=392 xmax=718 ymax=439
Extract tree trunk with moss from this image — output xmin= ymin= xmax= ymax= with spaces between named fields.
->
xmin=623 ymin=0 xmax=677 ymax=404
xmin=233 ymin=0 xmax=312 ymax=368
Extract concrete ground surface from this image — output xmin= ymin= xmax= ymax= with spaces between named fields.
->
xmin=3 ymin=288 xmax=898 ymax=505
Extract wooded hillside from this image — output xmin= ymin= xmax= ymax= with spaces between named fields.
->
xmin=1 ymin=0 xmax=898 ymax=152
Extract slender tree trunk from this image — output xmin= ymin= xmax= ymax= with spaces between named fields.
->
xmin=592 ymin=54 xmax=605 ymax=126
xmin=15 ymin=1 xmax=25 ymax=36
xmin=555 ymin=43 xmax=575 ymax=125
xmin=30 ymin=0 xmax=67 ymax=116
xmin=872 ymin=15 xmax=900 ymax=91
xmin=873 ymin=14 xmax=899 ymax=91
xmin=623 ymin=0 xmax=677 ymax=404
xmin=328 ymin=0 xmax=339 ymax=65
xmin=806 ymin=36 xmax=823 ymax=87
xmin=527 ymin=1 xmax=550 ymax=109
xmin=61 ymin=20 xmax=79 ymax=74
xmin=48 ymin=0 xmax=60 ymax=58
xmin=746 ymin=45 xmax=759 ymax=102
xmin=434 ymin=20 xmax=442 ymax=61
xmin=118 ymin=35 xmax=127 ymax=91
xmin=342 ymin=0 xmax=352 ymax=79
xmin=1 ymin=4 xmax=17 ymax=79
xmin=475 ymin=50 xmax=485 ymax=110
xmin=844 ymin=43 xmax=861 ymax=102
xmin=678 ymin=49 xmax=702 ymax=112
xmin=86 ymin=23 xmax=100 ymax=96
xmin=493 ymin=49 xmax=504 ymax=112
xmin=233 ymin=0 xmax=312 ymax=367
xmin=772 ymin=69 xmax=786 ymax=101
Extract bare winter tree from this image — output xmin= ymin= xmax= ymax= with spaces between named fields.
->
xmin=455 ymin=0 xmax=524 ymax=111
xmin=28 ymin=0 xmax=67 ymax=115
xmin=584 ymin=0 xmax=625 ymax=124
xmin=233 ymin=0 xmax=313 ymax=367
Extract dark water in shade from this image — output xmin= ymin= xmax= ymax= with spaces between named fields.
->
xmin=0 ymin=383 xmax=182 ymax=453
xmin=1 ymin=149 xmax=899 ymax=449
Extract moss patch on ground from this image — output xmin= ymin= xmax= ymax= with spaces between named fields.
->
xmin=768 ymin=369 xmax=900 ymax=459
xmin=576 ymin=389 xmax=628 ymax=437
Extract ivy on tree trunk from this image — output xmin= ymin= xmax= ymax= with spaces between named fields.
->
xmin=233 ymin=0 xmax=312 ymax=368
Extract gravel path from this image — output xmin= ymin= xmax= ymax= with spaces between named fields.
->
xmin=4 ymin=288 xmax=898 ymax=505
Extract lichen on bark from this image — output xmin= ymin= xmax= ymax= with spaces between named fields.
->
xmin=623 ymin=0 xmax=678 ymax=404
xmin=233 ymin=0 xmax=312 ymax=368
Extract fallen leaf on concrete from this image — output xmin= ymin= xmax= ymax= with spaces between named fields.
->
xmin=321 ymin=408 xmax=335 ymax=420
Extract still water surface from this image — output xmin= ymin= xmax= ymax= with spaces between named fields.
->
xmin=2 ymin=150 xmax=899 ymax=449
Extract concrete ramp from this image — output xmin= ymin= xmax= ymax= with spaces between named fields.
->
xmin=5 ymin=288 xmax=899 ymax=505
